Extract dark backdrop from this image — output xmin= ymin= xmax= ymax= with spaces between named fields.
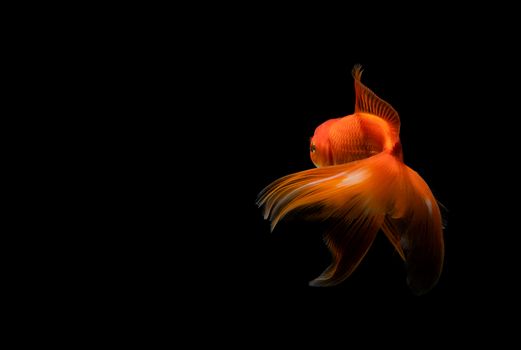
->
xmin=103 ymin=22 xmax=516 ymax=335
xmin=155 ymin=42 xmax=476 ymax=312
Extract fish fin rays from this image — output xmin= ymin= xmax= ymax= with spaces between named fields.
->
xmin=381 ymin=217 xmax=406 ymax=261
xmin=352 ymin=64 xmax=400 ymax=134
xmin=437 ymin=200 xmax=449 ymax=229
xmin=257 ymin=166 xmax=346 ymax=230
xmin=256 ymin=161 xmax=370 ymax=231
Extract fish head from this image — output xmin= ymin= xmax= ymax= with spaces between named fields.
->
xmin=310 ymin=118 xmax=337 ymax=167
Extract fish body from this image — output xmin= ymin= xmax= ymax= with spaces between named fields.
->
xmin=310 ymin=112 xmax=398 ymax=167
xmin=257 ymin=65 xmax=444 ymax=295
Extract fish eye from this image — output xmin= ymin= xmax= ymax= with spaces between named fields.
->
xmin=310 ymin=142 xmax=316 ymax=153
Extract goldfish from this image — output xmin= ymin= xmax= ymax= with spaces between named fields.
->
xmin=257 ymin=65 xmax=444 ymax=295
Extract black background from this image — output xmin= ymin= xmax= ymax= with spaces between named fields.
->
xmin=143 ymin=41 xmax=482 ymax=311
xmin=84 ymin=15 xmax=518 ymax=337
xmin=15 ymin=6 xmax=519 ymax=345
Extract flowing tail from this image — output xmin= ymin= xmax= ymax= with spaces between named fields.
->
xmin=257 ymin=152 xmax=444 ymax=295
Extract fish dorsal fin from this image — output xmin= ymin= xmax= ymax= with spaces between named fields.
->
xmin=352 ymin=65 xmax=400 ymax=133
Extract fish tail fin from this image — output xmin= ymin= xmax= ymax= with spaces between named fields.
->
xmin=392 ymin=163 xmax=445 ymax=295
xmin=257 ymin=152 xmax=444 ymax=294
xmin=257 ymin=154 xmax=385 ymax=286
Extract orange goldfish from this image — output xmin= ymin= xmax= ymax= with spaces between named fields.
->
xmin=257 ymin=65 xmax=444 ymax=295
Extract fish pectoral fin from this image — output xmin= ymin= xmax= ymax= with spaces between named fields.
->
xmin=309 ymin=214 xmax=383 ymax=287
